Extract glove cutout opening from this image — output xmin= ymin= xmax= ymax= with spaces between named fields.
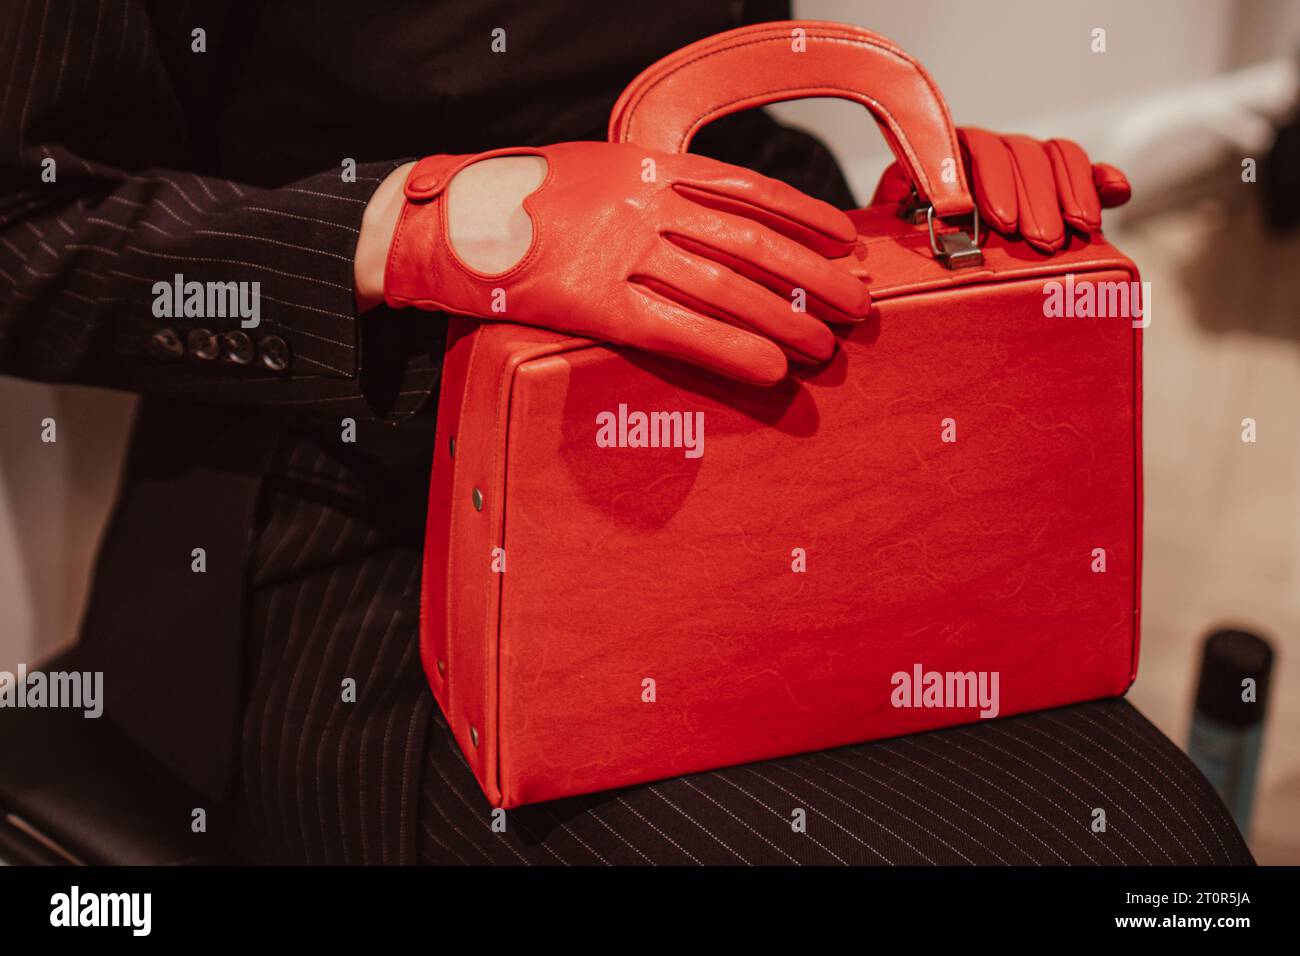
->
xmin=446 ymin=153 xmax=549 ymax=276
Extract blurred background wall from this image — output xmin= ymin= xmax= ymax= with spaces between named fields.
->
xmin=1 ymin=0 xmax=1297 ymax=860
xmin=0 ymin=383 xmax=135 ymax=665
xmin=771 ymin=0 xmax=1300 ymax=202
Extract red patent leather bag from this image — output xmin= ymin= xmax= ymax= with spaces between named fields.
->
xmin=420 ymin=21 xmax=1142 ymax=807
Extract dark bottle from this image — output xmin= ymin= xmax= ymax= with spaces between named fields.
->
xmin=1187 ymin=628 xmax=1274 ymax=835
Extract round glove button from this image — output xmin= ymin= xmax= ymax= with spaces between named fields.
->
xmin=410 ymin=175 xmax=437 ymax=193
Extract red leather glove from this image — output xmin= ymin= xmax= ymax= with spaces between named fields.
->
xmin=870 ymin=128 xmax=1132 ymax=254
xmin=385 ymin=142 xmax=872 ymax=384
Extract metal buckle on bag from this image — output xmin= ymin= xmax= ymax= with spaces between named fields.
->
xmin=926 ymin=205 xmax=983 ymax=269
xmin=897 ymin=188 xmax=929 ymax=224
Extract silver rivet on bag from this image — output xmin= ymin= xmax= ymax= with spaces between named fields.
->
xmin=472 ymin=487 xmax=483 ymax=511
xmin=436 ymin=659 xmax=446 ymax=677
xmin=470 ymin=725 xmax=479 ymax=747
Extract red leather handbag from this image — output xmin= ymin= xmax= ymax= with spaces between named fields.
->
xmin=420 ymin=21 xmax=1142 ymax=808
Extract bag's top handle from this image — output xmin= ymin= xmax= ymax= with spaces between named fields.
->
xmin=609 ymin=20 xmax=975 ymax=219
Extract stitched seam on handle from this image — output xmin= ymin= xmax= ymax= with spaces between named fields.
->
xmin=691 ymin=83 xmax=933 ymax=200
xmin=621 ymin=30 xmax=965 ymax=208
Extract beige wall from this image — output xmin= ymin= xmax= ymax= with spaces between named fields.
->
xmin=0 ymin=381 xmax=135 ymax=669
xmin=775 ymin=0 xmax=1300 ymax=200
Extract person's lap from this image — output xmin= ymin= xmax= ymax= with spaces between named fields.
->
xmin=235 ymin=428 xmax=1249 ymax=866
xmin=235 ymin=426 xmax=433 ymax=865
xmin=417 ymin=695 xmax=1250 ymax=865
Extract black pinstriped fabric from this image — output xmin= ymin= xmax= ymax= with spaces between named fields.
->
xmin=418 ymin=697 xmax=1254 ymax=865
xmin=0 ymin=0 xmax=425 ymax=406
xmin=235 ymin=428 xmax=433 ymax=865
xmin=2 ymin=0 xmax=443 ymax=798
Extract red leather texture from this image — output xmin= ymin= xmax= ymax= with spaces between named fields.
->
xmin=421 ymin=22 xmax=1143 ymax=808
xmin=609 ymin=20 xmax=974 ymax=218
xmin=869 ymin=129 xmax=1134 ymax=253
xmin=384 ymin=142 xmax=868 ymax=385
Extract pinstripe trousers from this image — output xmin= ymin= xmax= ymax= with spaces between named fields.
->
xmin=237 ymin=424 xmax=432 ymax=865
xmin=237 ymin=426 xmax=1252 ymax=866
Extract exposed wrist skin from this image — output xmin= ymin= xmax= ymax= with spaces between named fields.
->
xmin=445 ymin=155 xmax=547 ymax=273
xmin=357 ymin=154 xmax=548 ymax=314
xmin=354 ymin=161 xmax=415 ymax=312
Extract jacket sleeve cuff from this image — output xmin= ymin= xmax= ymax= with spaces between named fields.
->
xmin=109 ymin=160 xmax=405 ymax=383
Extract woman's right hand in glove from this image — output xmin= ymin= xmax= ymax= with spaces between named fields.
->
xmin=361 ymin=142 xmax=871 ymax=385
